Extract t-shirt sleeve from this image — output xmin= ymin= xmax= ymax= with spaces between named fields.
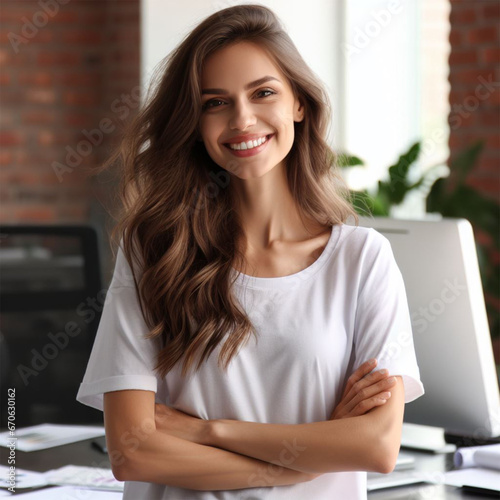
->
xmin=76 ymin=243 xmax=160 ymax=412
xmin=352 ymin=232 xmax=425 ymax=404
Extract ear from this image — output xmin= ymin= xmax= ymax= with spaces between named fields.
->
xmin=293 ymin=95 xmax=305 ymax=123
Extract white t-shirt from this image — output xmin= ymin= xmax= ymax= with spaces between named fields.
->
xmin=76 ymin=222 xmax=425 ymax=499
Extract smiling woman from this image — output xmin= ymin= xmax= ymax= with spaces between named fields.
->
xmin=75 ymin=4 xmax=424 ymax=500
xmin=198 ymin=42 xmax=303 ymax=172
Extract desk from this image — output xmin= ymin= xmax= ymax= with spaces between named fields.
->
xmin=368 ymin=450 xmax=487 ymax=499
xmin=0 ymin=440 xmax=488 ymax=498
xmin=0 ymin=438 xmax=110 ymax=496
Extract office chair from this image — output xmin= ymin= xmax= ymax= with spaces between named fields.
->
xmin=0 ymin=225 xmax=104 ymax=428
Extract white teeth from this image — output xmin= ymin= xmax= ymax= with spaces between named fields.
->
xmin=228 ymin=135 xmax=268 ymax=150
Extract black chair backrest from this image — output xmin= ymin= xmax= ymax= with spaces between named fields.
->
xmin=0 ymin=225 xmax=101 ymax=312
xmin=0 ymin=225 xmax=104 ymax=427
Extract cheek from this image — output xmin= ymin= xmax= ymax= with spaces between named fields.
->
xmin=198 ymin=129 xmax=214 ymax=150
xmin=199 ymin=119 xmax=222 ymax=146
xmin=267 ymin=106 xmax=295 ymax=134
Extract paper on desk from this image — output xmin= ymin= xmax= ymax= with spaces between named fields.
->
xmin=0 ymin=423 xmax=105 ymax=451
xmin=454 ymin=443 xmax=500 ymax=471
xmin=0 ymin=465 xmax=48 ymax=489
xmin=44 ymin=465 xmax=123 ymax=492
xmin=443 ymin=468 xmax=500 ymax=492
xmin=8 ymin=485 xmax=123 ymax=499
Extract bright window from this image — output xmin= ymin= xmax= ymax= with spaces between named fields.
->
xmin=341 ymin=0 xmax=451 ymax=217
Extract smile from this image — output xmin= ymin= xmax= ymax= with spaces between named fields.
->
xmin=223 ymin=134 xmax=274 ymax=157
xmin=227 ymin=135 xmax=268 ymax=150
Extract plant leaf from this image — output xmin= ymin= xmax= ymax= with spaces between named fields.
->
xmin=449 ymin=140 xmax=485 ymax=185
xmin=387 ymin=141 xmax=421 ymax=190
xmin=337 ymin=153 xmax=365 ymax=168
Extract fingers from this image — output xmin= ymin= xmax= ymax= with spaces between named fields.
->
xmin=343 ymin=359 xmax=390 ymax=402
xmin=342 ymin=376 xmax=397 ymax=415
xmin=332 ymin=360 xmax=398 ymax=420
xmin=342 ymin=358 xmax=378 ymax=397
xmin=332 ymin=389 xmax=392 ymax=420
xmin=349 ymin=391 xmax=392 ymax=417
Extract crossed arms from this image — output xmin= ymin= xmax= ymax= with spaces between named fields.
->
xmin=103 ymin=360 xmax=405 ymax=490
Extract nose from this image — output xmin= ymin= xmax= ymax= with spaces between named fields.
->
xmin=229 ymin=98 xmax=257 ymax=131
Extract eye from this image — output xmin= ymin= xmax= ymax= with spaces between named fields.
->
xmin=201 ymin=89 xmax=276 ymax=111
xmin=256 ymin=89 xmax=276 ymax=98
xmin=202 ymin=98 xmax=225 ymax=111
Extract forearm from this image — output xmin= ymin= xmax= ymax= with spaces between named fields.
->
xmin=209 ymin=413 xmax=386 ymax=475
xmin=115 ymin=429 xmax=315 ymax=490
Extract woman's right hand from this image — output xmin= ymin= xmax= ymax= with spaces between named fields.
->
xmin=329 ymin=358 xmax=397 ymax=420
xmin=303 ymin=359 xmax=397 ymax=483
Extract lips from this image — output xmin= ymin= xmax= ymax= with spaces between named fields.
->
xmin=223 ymin=133 xmax=274 ymax=148
xmin=222 ymin=133 xmax=274 ymax=157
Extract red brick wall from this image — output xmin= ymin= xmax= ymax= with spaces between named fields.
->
xmin=448 ymin=0 xmax=499 ymax=198
xmin=0 ymin=0 xmax=140 ymax=278
xmin=448 ymin=0 xmax=500 ymax=348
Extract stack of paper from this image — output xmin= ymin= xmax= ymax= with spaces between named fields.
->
xmin=0 ymin=424 xmax=105 ymax=452
xmin=44 ymin=465 xmax=123 ymax=492
xmin=3 ymin=486 xmax=122 ymax=499
xmin=441 ymin=443 xmax=500 ymax=493
xmin=0 ymin=465 xmax=48 ymax=490
xmin=0 ymin=464 xmax=123 ymax=496
xmin=453 ymin=443 xmax=500 ymax=470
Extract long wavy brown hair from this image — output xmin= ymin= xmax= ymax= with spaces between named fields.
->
xmin=99 ymin=4 xmax=359 ymax=378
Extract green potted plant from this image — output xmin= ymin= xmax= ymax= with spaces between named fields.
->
xmin=338 ymin=140 xmax=500 ymax=357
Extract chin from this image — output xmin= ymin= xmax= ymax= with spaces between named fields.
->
xmin=239 ymin=162 xmax=279 ymax=179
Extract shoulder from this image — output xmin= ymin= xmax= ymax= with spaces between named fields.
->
xmin=109 ymin=237 xmax=145 ymax=288
xmin=327 ymin=223 xmax=398 ymax=291
xmin=335 ymin=224 xmax=405 ymax=298
xmin=336 ymin=223 xmax=392 ymax=260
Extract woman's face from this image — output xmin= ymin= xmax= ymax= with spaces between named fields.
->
xmin=198 ymin=41 xmax=304 ymax=179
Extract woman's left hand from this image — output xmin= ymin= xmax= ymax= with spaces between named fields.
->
xmin=154 ymin=403 xmax=211 ymax=446
xmin=329 ymin=358 xmax=395 ymax=420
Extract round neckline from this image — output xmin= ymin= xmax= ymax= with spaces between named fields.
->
xmin=230 ymin=224 xmax=341 ymax=290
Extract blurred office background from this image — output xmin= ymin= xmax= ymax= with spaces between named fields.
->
xmin=0 ymin=0 xmax=498 ymax=425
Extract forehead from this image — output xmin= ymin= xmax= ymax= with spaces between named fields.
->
xmin=201 ymin=41 xmax=286 ymax=87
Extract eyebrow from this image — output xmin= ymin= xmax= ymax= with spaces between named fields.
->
xmin=201 ymin=75 xmax=281 ymax=95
